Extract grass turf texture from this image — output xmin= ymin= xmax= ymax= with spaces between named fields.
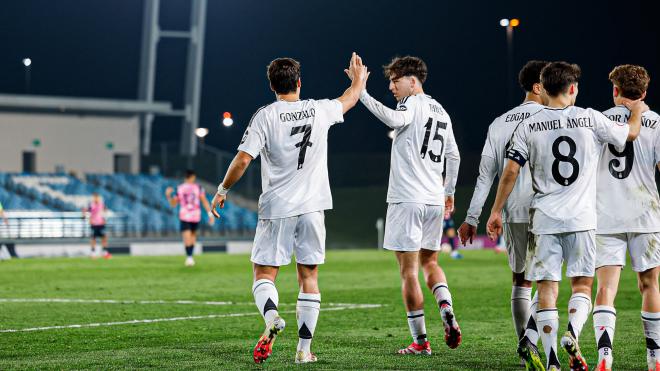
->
xmin=0 ymin=250 xmax=648 ymax=370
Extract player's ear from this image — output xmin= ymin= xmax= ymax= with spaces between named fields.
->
xmin=569 ymin=84 xmax=576 ymax=96
xmin=532 ymin=83 xmax=542 ymax=96
xmin=641 ymin=91 xmax=647 ymax=100
xmin=613 ymin=86 xmax=619 ymax=98
xmin=297 ymin=79 xmax=301 ymax=88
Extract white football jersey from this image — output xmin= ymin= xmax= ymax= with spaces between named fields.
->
xmin=238 ymin=99 xmax=343 ymax=219
xmin=470 ymin=101 xmax=543 ymax=223
xmin=381 ymin=94 xmax=459 ymax=204
xmin=507 ymin=106 xmax=629 ymax=234
xmin=597 ymin=106 xmax=660 ymax=233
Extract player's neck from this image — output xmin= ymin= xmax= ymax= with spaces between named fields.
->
xmin=546 ymin=96 xmax=572 ymax=109
xmin=613 ymin=96 xmax=628 ymax=106
xmin=523 ymin=92 xmax=543 ymax=105
xmin=276 ymin=93 xmax=300 ymax=102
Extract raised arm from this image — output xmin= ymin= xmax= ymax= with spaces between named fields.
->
xmin=165 ymin=187 xmax=178 ymax=207
xmin=359 ymin=91 xmax=413 ymax=129
xmin=337 ymin=52 xmax=369 ymax=114
xmin=623 ymin=99 xmax=649 ymax=141
xmin=211 ymin=151 xmax=253 ymax=217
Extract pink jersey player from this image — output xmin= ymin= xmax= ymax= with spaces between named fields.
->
xmin=88 ymin=198 xmax=106 ymax=226
xmin=177 ymin=183 xmax=202 ymax=223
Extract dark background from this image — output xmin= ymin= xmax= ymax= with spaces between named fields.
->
xmin=1 ymin=0 xmax=658 ymax=189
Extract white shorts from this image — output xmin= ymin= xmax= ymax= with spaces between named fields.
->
xmin=251 ymin=211 xmax=325 ymax=266
xmin=383 ymin=202 xmax=444 ymax=252
xmin=596 ymin=233 xmax=660 ymax=272
xmin=525 ymin=230 xmax=596 ymax=282
xmin=503 ymin=223 xmax=529 ymax=274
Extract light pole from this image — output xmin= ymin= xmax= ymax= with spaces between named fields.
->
xmin=22 ymin=58 xmax=32 ymax=94
xmin=500 ymin=19 xmax=519 ymax=106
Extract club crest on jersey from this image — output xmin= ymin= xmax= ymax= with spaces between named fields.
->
xmin=240 ymin=129 xmax=249 ymax=144
xmin=396 ymin=105 xmax=407 ymax=111
xmin=280 ymin=108 xmax=315 ymax=122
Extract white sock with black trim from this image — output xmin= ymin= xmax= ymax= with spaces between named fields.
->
xmin=431 ymin=282 xmax=452 ymax=309
xmin=567 ymin=293 xmax=592 ymax=340
xmin=297 ymin=292 xmax=321 ymax=353
xmin=537 ymin=308 xmax=560 ymax=369
xmin=642 ymin=311 xmax=660 ymax=370
xmin=252 ymin=279 xmax=279 ymax=325
xmin=406 ymin=309 xmax=427 ymax=345
xmin=593 ymin=305 xmax=616 ymax=367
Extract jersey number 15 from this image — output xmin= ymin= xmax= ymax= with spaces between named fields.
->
xmin=421 ymin=118 xmax=447 ymax=163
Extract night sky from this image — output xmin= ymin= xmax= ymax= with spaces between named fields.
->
xmin=1 ymin=0 xmax=658 ymax=182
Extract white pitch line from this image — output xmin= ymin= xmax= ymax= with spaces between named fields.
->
xmin=0 ymin=304 xmax=382 ymax=333
xmin=0 ymin=298 xmax=236 ymax=306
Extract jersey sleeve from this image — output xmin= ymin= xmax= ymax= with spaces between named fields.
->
xmin=481 ymin=123 xmax=498 ymax=159
xmin=237 ymin=108 xmax=267 ymax=159
xmin=654 ymin=120 xmax=660 ymax=165
xmin=443 ymin=120 xmax=460 ymax=196
xmin=505 ymin=121 xmax=529 ymax=166
xmin=465 ymin=154 xmax=498 ymax=226
xmin=359 ymin=90 xmax=415 ymax=129
xmin=317 ymin=99 xmax=344 ymax=127
xmin=592 ymin=109 xmax=629 ymax=147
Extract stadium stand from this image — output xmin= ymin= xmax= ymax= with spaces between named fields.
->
xmin=0 ymin=172 xmax=257 ymax=238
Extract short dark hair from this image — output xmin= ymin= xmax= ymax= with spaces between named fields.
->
xmin=185 ymin=169 xmax=195 ymax=178
xmin=267 ymin=58 xmax=301 ymax=95
xmin=540 ymin=62 xmax=581 ymax=97
xmin=383 ymin=56 xmax=428 ymax=83
xmin=609 ymin=64 xmax=650 ymax=100
xmin=518 ymin=60 xmax=550 ymax=92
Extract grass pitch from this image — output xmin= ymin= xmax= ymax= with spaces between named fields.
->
xmin=0 ymin=249 xmax=648 ymax=370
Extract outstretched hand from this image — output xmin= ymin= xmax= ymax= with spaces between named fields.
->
xmin=344 ymin=52 xmax=370 ymax=88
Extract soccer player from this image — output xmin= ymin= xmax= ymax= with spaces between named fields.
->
xmin=0 ymin=201 xmax=7 ymax=225
xmin=353 ymin=55 xmax=461 ymax=355
xmin=83 ymin=192 xmax=111 ymax=259
xmin=486 ymin=61 xmax=647 ymax=371
xmin=443 ymin=213 xmax=462 ymax=260
xmin=592 ymin=65 xmax=660 ymax=371
xmin=210 ymin=53 xmax=368 ymax=364
xmin=166 ymin=170 xmax=214 ymax=267
xmin=457 ymin=60 xmax=549 ymax=368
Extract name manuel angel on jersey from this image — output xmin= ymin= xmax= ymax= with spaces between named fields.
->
xmin=528 ymin=117 xmax=594 ymax=132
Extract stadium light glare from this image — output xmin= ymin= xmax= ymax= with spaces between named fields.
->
xmin=499 ymin=18 xmax=509 ymax=27
xmin=388 ymin=130 xmax=395 ymax=140
xmin=222 ymin=117 xmax=234 ymax=127
xmin=194 ymin=127 xmax=209 ymax=138
xmin=510 ymin=18 xmax=520 ymax=27
xmin=22 ymin=58 xmax=32 ymax=67
xmin=222 ymin=111 xmax=232 ymax=119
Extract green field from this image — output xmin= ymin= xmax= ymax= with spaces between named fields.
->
xmin=0 ymin=250 xmax=649 ymax=370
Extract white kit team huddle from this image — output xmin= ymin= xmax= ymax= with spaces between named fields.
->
xmin=207 ymin=53 xmax=660 ymax=371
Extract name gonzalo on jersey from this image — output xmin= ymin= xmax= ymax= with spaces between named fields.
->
xmin=280 ymin=108 xmax=316 ymax=122
xmin=528 ymin=117 xmax=593 ymax=132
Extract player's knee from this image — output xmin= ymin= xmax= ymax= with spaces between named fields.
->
xmin=596 ymin=284 xmax=617 ymax=303
xmin=512 ymin=272 xmax=530 ymax=287
xmin=638 ymin=271 xmax=659 ymax=294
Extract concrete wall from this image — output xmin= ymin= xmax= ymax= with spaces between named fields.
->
xmin=0 ymin=112 xmax=139 ymax=174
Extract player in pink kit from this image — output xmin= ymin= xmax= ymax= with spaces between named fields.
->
xmin=83 ymin=192 xmax=111 ymax=259
xmin=166 ymin=170 xmax=215 ymax=266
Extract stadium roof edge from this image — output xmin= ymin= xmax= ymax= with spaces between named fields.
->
xmin=0 ymin=94 xmax=177 ymax=116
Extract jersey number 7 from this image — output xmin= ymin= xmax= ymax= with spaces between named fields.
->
xmin=291 ymin=124 xmax=313 ymax=170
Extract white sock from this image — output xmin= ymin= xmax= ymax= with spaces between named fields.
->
xmin=523 ymin=291 xmax=540 ymax=346
xmin=406 ymin=309 xmax=428 ymax=345
xmin=431 ymin=282 xmax=452 ymax=309
xmin=252 ymin=279 xmax=279 ymax=325
xmin=297 ymin=292 xmax=321 ymax=353
xmin=511 ymin=286 xmax=532 ymax=340
xmin=593 ymin=305 xmax=616 ymax=367
xmin=642 ymin=311 xmax=660 ymax=370
xmin=568 ymin=293 xmax=592 ymax=340
xmin=537 ymin=308 xmax=560 ymax=369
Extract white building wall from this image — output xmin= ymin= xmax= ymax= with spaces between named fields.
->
xmin=0 ymin=112 xmax=139 ymax=174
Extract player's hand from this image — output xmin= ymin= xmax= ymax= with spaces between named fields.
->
xmin=444 ymin=196 xmax=455 ymax=218
xmin=344 ymin=52 xmax=370 ymax=88
xmin=207 ymin=213 xmax=216 ymax=226
xmin=457 ymin=222 xmax=476 ymax=246
xmin=165 ymin=187 xmax=173 ymax=197
xmin=623 ymin=98 xmax=649 ymax=114
xmin=211 ymin=193 xmax=226 ymax=218
xmin=486 ymin=212 xmax=503 ymax=241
